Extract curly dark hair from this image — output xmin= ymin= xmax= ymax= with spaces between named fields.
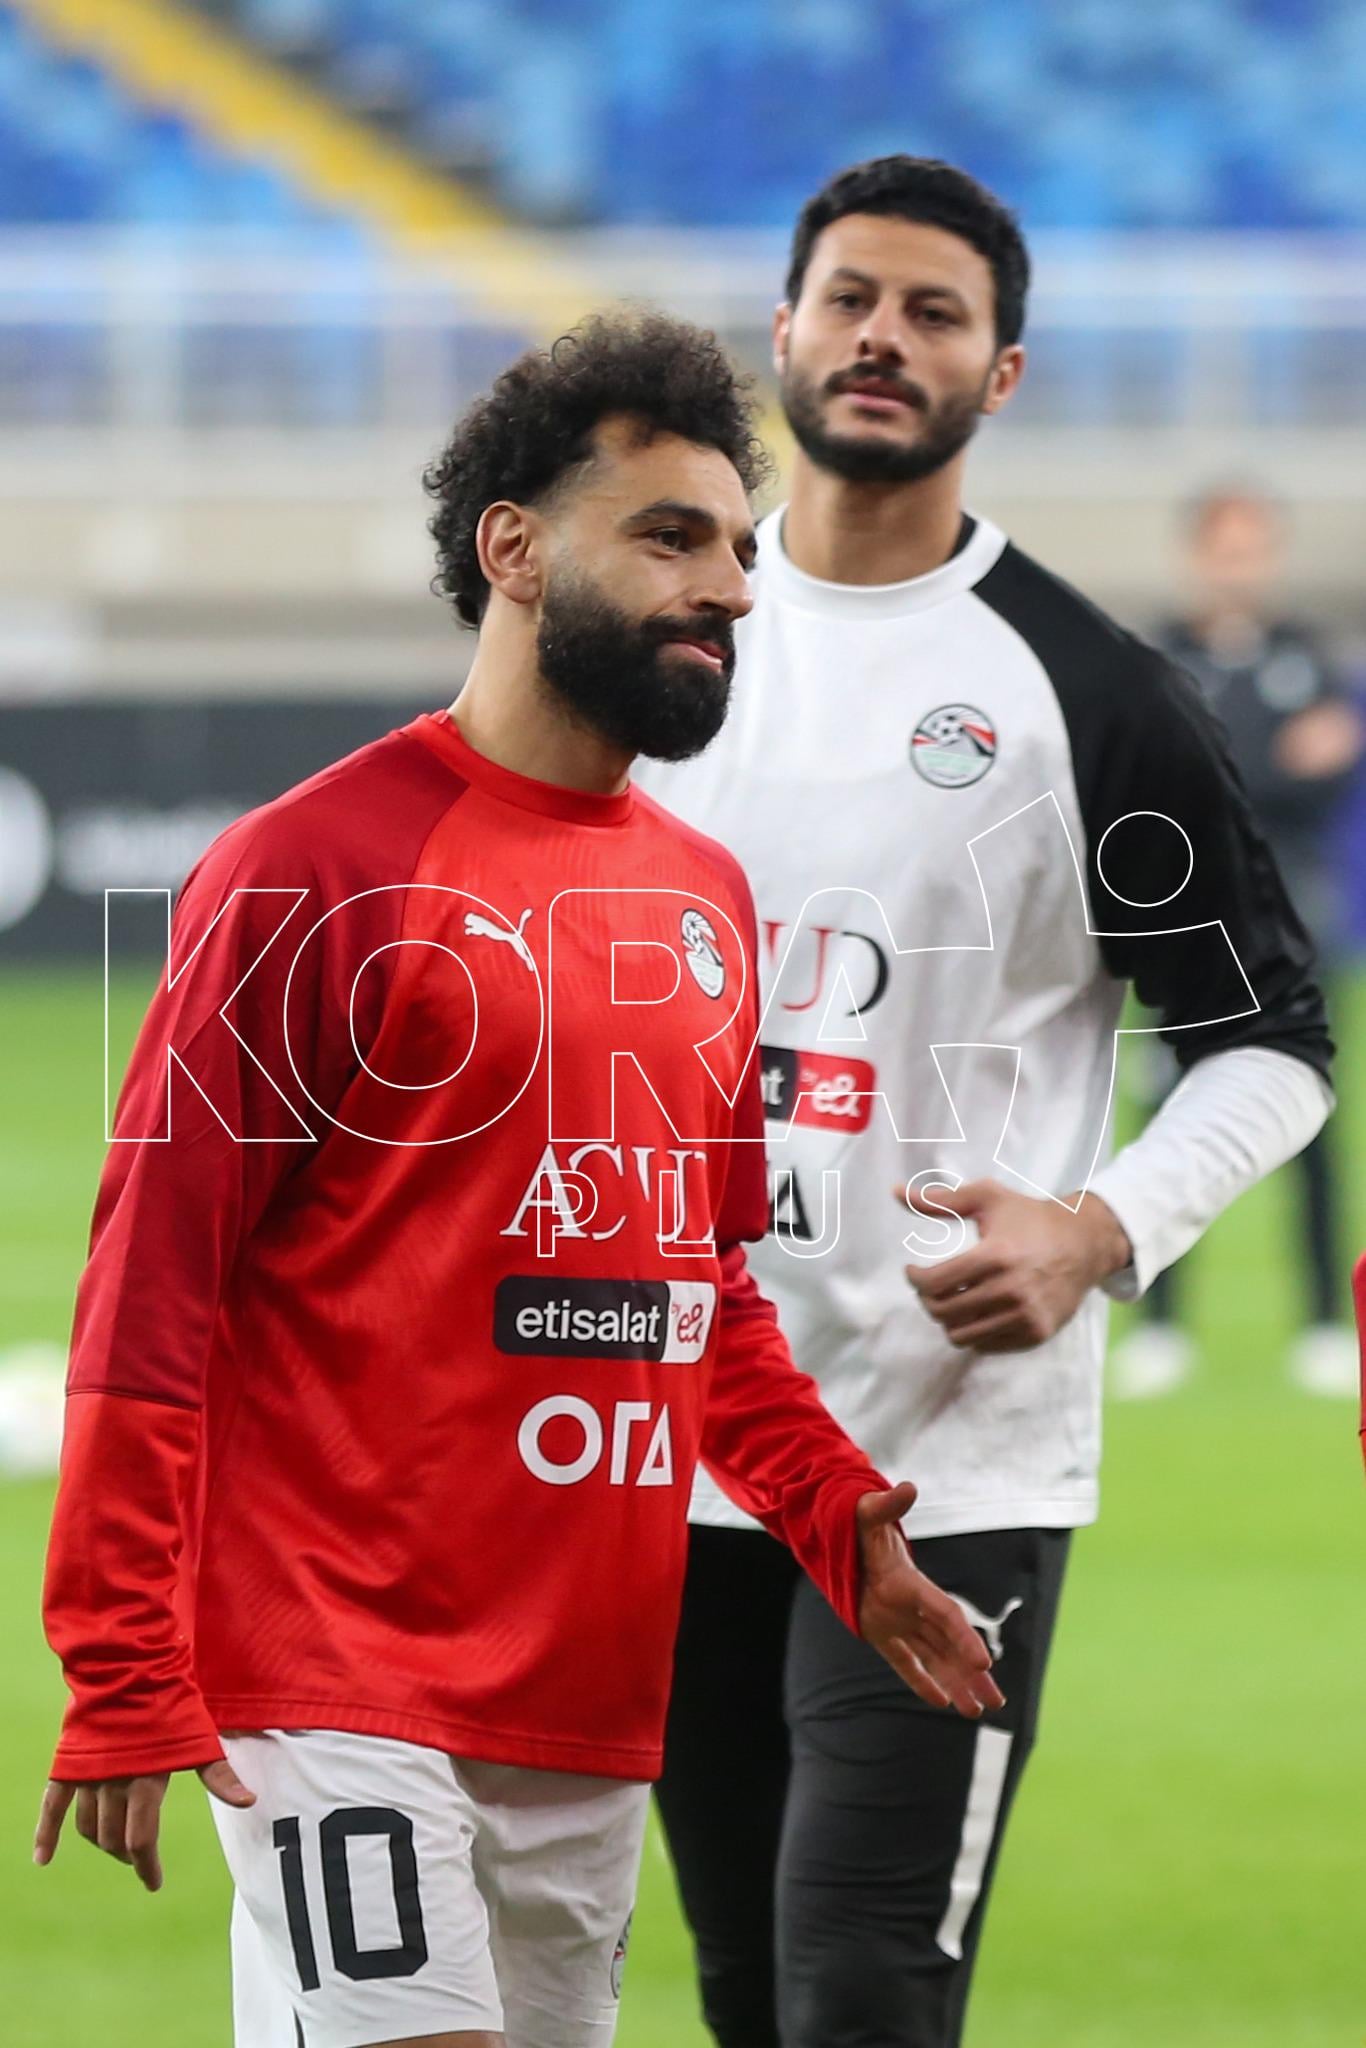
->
xmin=424 ymin=311 xmax=769 ymax=628
xmin=786 ymin=156 xmax=1030 ymax=348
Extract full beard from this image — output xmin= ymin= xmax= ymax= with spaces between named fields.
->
xmin=536 ymin=566 xmax=735 ymax=763
xmin=781 ymin=363 xmax=987 ymax=485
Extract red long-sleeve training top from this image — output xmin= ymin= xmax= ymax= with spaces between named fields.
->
xmin=44 ymin=711 xmax=888 ymax=1783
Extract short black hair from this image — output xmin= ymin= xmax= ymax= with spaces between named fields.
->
xmin=424 ymin=310 xmax=769 ymax=628
xmin=785 ymin=156 xmax=1030 ymax=348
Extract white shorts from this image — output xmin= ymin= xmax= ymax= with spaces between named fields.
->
xmin=210 ymin=1729 xmax=650 ymax=2048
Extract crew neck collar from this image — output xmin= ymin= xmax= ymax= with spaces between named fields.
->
xmin=762 ymin=505 xmax=1007 ymax=619
xmin=411 ymin=710 xmax=635 ymax=827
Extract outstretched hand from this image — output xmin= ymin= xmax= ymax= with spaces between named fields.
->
xmin=34 ymin=1757 xmax=255 ymax=1893
xmin=857 ymin=1482 xmax=1006 ymax=1717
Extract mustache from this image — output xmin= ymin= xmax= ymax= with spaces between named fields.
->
xmin=826 ymin=366 xmax=929 ymax=411
xmin=641 ymin=610 xmax=737 ymax=662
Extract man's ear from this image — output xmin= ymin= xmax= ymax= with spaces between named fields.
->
xmin=772 ymin=302 xmax=791 ymax=378
xmin=982 ymin=344 xmax=1025 ymax=417
xmin=477 ymin=501 xmax=545 ymax=609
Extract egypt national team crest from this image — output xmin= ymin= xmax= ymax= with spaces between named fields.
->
xmin=911 ymin=703 xmax=997 ymax=787
xmin=611 ymin=1911 xmax=633 ymax=1998
xmin=681 ymin=907 xmax=725 ymax=997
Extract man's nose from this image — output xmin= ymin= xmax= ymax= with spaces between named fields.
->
xmin=691 ymin=554 xmax=754 ymax=622
xmin=855 ymin=303 xmax=909 ymax=363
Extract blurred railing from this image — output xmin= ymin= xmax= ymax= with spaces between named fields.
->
xmin=1 ymin=230 xmax=1365 ymax=455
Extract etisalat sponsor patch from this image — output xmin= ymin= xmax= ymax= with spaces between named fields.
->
xmin=494 ymin=1277 xmax=718 ymax=1361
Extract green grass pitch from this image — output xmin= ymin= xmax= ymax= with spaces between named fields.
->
xmin=1 ymin=963 xmax=1363 ymax=2046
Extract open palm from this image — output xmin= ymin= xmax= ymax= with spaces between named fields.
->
xmin=857 ymin=1483 xmax=1006 ymax=1717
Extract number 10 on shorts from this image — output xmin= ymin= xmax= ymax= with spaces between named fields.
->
xmin=273 ymin=1807 xmax=430 ymax=1987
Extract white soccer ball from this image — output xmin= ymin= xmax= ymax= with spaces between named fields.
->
xmin=0 ymin=1345 xmax=67 ymax=1478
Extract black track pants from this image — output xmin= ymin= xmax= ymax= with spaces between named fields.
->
xmin=656 ymin=1522 xmax=1070 ymax=2048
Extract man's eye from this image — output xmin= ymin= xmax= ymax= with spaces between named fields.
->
xmin=831 ymin=292 xmax=864 ymax=311
xmin=918 ymin=306 xmax=955 ymax=327
xmin=652 ymin=528 xmax=688 ymax=550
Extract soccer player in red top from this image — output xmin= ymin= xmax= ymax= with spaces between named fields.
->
xmin=35 ymin=312 xmax=999 ymax=2048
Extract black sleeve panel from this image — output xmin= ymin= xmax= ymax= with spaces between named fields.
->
xmin=974 ymin=545 xmax=1333 ymax=1080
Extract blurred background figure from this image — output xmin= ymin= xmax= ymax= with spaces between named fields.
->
xmin=1111 ymin=488 xmax=1364 ymax=1400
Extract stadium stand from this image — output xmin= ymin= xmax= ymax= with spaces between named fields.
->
xmin=195 ymin=0 xmax=1366 ymax=230
xmin=0 ymin=3 xmax=329 ymax=224
xmin=0 ymin=0 xmax=609 ymax=418
xmin=2 ymin=1 xmax=1365 ymax=236
xmin=0 ymin=0 xmax=518 ymax=240
xmin=0 ymin=0 xmax=1360 ymax=696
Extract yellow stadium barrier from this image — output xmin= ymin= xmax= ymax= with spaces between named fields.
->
xmin=9 ymin=0 xmax=603 ymax=332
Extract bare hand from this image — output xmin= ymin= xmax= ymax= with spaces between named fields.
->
xmin=33 ymin=1758 xmax=255 ymax=1893
xmin=857 ymin=1483 xmax=1006 ymax=1716
xmin=899 ymin=1179 xmax=1131 ymax=1353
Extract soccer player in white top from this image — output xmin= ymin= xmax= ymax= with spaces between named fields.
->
xmin=637 ymin=158 xmax=1333 ymax=2048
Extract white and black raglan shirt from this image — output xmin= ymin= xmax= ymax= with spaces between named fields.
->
xmin=636 ymin=510 xmax=1333 ymax=1537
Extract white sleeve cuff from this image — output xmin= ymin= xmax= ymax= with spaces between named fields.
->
xmin=1088 ymin=1046 xmax=1333 ymax=1300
